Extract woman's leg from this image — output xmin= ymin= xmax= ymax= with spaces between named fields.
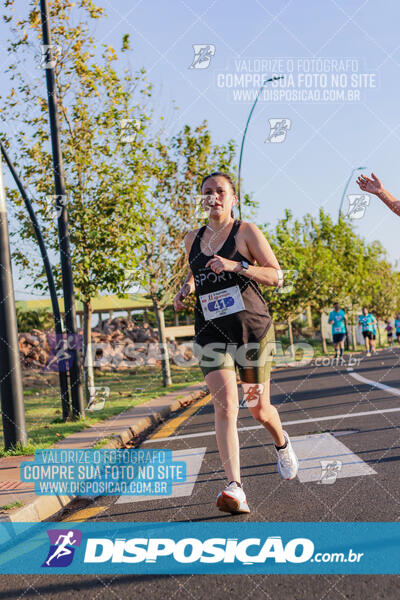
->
xmin=205 ymin=368 xmax=241 ymax=484
xmin=242 ymin=379 xmax=285 ymax=446
xmin=364 ymin=334 xmax=370 ymax=352
xmin=239 ymin=324 xmax=285 ymax=446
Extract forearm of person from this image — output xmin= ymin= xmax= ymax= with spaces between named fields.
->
xmin=376 ymin=189 xmax=400 ymax=216
xmin=238 ymin=264 xmax=282 ymax=286
xmin=181 ymin=270 xmax=195 ymax=293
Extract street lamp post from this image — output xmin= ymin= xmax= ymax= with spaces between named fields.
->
xmin=0 ymin=157 xmax=27 ymax=449
xmin=0 ymin=141 xmax=71 ymax=420
xmin=338 ymin=166 xmax=367 ymax=221
xmin=40 ymin=0 xmax=84 ymax=418
xmin=237 ymin=76 xmax=284 ymax=220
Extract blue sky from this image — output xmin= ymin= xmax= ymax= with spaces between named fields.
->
xmin=2 ymin=0 xmax=400 ymax=299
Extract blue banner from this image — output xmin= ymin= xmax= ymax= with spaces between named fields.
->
xmin=20 ymin=449 xmax=186 ymax=496
xmin=0 ymin=522 xmax=399 ymax=574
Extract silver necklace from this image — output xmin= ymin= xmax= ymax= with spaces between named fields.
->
xmin=204 ymin=219 xmax=233 ymax=255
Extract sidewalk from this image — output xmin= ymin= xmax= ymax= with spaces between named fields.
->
xmin=0 ymin=382 xmax=208 ymax=523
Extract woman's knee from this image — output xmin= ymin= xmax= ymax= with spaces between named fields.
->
xmin=213 ymin=396 xmax=238 ymax=420
xmin=246 ymin=390 xmax=275 ymax=423
xmin=251 ymin=404 xmax=275 ymax=424
xmin=205 ymin=369 xmax=239 ymax=419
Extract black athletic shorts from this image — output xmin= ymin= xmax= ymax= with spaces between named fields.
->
xmin=362 ymin=330 xmax=376 ymax=340
xmin=194 ymin=324 xmax=276 ymax=383
xmin=333 ymin=333 xmax=345 ymax=343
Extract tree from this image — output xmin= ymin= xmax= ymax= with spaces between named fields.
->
xmin=317 ymin=213 xmax=366 ymax=351
xmin=262 ymin=210 xmax=308 ymax=323
xmin=392 ymin=272 xmax=400 ymax=315
xmin=1 ymin=0 xmax=152 ymax=406
xmin=264 ymin=210 xmax=365 ymax=352
xmin=263 ymin=208 xmax=399 ymax=353
xmin=16 ymin=307 xmax=54 ymax=332
xmin=261 ymin=210 xmax=309 ymax=354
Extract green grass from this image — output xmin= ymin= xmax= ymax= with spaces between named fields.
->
xmin=92 ymin=435 xmax=118 ymax=449
xmin=0 ymin=365 xmax=204 ymax=456
xmin=0 ymin=501 xmax=23 ymax=511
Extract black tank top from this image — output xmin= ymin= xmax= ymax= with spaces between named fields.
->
xmin=189 ymin=219 xmax=272 ymax=347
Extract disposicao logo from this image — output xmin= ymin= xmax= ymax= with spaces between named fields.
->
xmin=42 ymin=529 xmax=82 ymax=567
xmin=83 ymin=536 xmax=314 ymax=564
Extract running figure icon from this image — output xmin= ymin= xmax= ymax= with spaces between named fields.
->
xmin=45 ymin=531 xmax=77 ymax=566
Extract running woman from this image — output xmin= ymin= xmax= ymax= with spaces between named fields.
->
xmin=328 ymin=303 xmax=347 ymax=358
xmin=356 ymin=172 xmax=400 ymax=216
xmin=385 ymin=320 xmax=393 ymax=346
xmin=358 ymin=307 xmax=377 ymax=357
xmin=173 ymin=172 xmax=298 ymax=514
xmin=395 ymin=314 xmax=400 ymax=344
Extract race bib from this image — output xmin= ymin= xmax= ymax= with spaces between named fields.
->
xmin=200 ymin=285 xmax=245 ymax=321
xmin=333 ymin=326 xmax=343 ymax=333
xmin=361 ymin=320 xmax=372 ymax=332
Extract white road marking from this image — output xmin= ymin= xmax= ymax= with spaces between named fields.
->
xmin=331 ymin=429 xmax=359 ymax=437
xmin=144 ymin=370 xmax=400 ymax=445
xmin=143 ymin=406 xmax=400 ymax=444
xmin=116 ymin=447 xmax=206 ymax=504
xmin=347 ymin=369 xmax=400 ymax=397
xmin=292 ymin=432 xmax=376 ymax=482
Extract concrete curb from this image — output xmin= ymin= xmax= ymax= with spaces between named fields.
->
xmin=1 ymin=382 xmax=209 ymax=523
xmin=100 ymin=385 xmax=209 ymax=449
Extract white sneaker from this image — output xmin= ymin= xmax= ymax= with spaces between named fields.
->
xmin=216 ymin=482 xmax=250 ymax=514
xmin=276 ymin=431 xmax=298 ymax=480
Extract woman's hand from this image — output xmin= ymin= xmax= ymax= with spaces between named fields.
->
xmin=356 ymin=172 xmax=383 ymax=195
xmin=173 ymin=283 xmax=191 ymax=311
xmin=205 ymin=254 xmax=238 ymax=274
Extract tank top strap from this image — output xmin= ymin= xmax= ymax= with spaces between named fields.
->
xmin=197 ymin=223 xmax=208 ymax=241
xmin=223 ymin=219 xmax=241 ymax=252
xmin=231 ymin=219 xmax=241 ymax=237
xmin=189 ymin=224 xmax=207 ymax=260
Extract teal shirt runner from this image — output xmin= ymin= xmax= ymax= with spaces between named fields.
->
xmin=329 ymin=309 xmax=346 ymax=335
xmin=359 ymin=313 xmax=375 ymax=332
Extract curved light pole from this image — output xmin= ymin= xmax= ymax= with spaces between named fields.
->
xmin=338 ymin=166 xmax=366 ymax=221
xmin=40 ymin=0 xmax=84 ymax=418
xmin=237 ymin=75 xmax=284 ymax=220
xmin=0 ymin=141 xmax=71 ymax=421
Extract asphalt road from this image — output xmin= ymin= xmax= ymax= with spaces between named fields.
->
xmin=2 ymin=347 xmax=400 ymax=598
